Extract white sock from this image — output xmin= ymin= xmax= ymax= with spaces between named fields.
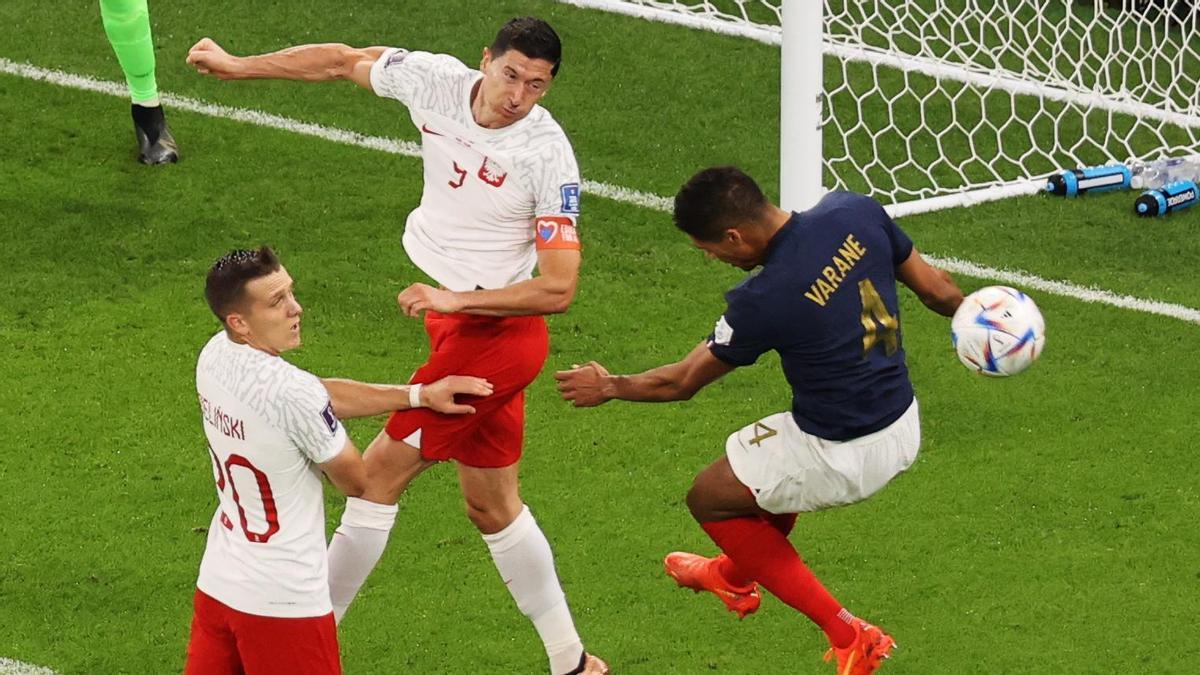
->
xmin=327 ymin=497 xmax=398 ymax=623
xmin=482 ymin=505 xmax=585 ymax=675
xmin=133 ymin=97 xmax=161 ymax=108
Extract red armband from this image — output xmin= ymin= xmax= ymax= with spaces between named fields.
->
xmin=534 ymin=216 xmax=581 ymax=251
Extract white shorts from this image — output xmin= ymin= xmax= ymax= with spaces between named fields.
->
xmin=725 ymin=399 xmax=920 ymax=514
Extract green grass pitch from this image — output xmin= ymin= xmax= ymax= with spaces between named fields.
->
xmin=1 ymin=1 xmax=1198 ymax=673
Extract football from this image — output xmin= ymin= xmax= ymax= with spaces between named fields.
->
xmin=951 ymin=286 xmax=1045 ymax=376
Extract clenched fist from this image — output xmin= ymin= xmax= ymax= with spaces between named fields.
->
xmin=187 ymin=38 xmax=242 ymax=79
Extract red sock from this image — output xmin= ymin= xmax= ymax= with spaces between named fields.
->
xmin=703 ymin=517 xmax=856 ymax=648
xmin=715 ymin=554 xmax=756 ymax=588
xmin=715 ymin=512 xmax=799 ymax=587
xmin=764 ymin=512 xmax=798 ymax=536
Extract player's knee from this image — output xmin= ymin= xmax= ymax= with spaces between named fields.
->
xmin=362 ymin=444 xmax=426 ymax=502
xmin=464 ymin=502 xmax=498 ymax=532
xmin=464 ymin=499 xmax=519 ymax=534
xmin=357 ymin=466 xmax=403 ymax=503
xmin=685 ymin=478 xmax=714 ymax=522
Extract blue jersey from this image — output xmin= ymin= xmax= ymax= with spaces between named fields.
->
xmin=707 ymin=191 xmax=915 ymax=441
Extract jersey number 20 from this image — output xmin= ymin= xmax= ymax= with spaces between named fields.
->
xmin=209 ymin=446 xmax=281 ymax=544
xmin=858 ymin=279 xmax=899 ymax=358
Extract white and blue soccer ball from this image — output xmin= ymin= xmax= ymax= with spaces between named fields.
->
xmin=951 ymin=286 xmax=1045 ymax=377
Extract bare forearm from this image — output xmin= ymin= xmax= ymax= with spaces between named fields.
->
xmin=321 ymin=378 xmax=412 ymax=419
xmin=606 ymin=363 xmax=696 ymax=403
xmin=232 ymin=43 xmax=363 ymax=81
xmin=455 ymin=276 xmax=575 ymax=317
xmin=924 ymin=269 xmax=964 ymax=317
xmin=924 ymin=295 xmax=962 ymax=318
xmin=557 ymin=343 xmax=731 ymax=408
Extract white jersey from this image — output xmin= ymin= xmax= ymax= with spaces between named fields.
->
xmin=370 ymin=48 xmax=582 ymax=292
xmin=194 ymin=332 xmax=346 ymax=618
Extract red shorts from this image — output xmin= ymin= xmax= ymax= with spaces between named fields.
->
xmin=184 ymin=589 xmax=341 ymax=675
xmin=385 ymin=311 xmax=549 ymax=468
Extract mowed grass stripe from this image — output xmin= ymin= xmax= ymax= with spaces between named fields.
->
xmin=4 ymin=56 xmax=1196 ymax=328
xmin=0 ymin=58 xmax=672 ymax=214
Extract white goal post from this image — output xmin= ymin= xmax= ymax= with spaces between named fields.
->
xmin=556 ymin=0 xmax=1200 ymax=216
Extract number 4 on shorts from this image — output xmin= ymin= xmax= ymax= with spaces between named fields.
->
xmin=749 ymin=421 xmax=777 ymax=446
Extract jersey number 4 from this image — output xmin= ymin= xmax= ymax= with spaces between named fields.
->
xmin=858 ymin=279 xmax=899 ymax=358
xmin=209 ymin=446 xmax=280 ymax=544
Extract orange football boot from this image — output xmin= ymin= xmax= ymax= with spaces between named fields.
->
xmin=823 ymin=619 xmax=896 ymax=675
xmin=663 ymin=552 xmax=761 ymax=619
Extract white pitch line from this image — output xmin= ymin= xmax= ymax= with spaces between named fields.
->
xmin=0 ymin=58 xmax=673 ymax=214
xmin=929 ymin=255 xmax=1200 ymax=323
xmin=2 ymin=57 xmax=1197 ymax=326
xmin=0 ymin=658 xmax=57 ymax=675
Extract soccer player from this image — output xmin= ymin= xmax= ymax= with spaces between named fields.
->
xmin=555 ymin=167 xmax=964 ymax=674
xmin=98 ymin=0 xmax=178 ymax=163
xmin=189 ymin=246 xmax=491 ymax=675
xmin=186 ymin=18 xmax=608 ymax=675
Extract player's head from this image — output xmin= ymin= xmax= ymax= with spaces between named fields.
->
xmin=674 ymin=166 xmax=774 ymax=270
xmin=205 ymin=246 xmax=303 ymax=355
xmin=477 ymin=17 xmax=561 ymax=128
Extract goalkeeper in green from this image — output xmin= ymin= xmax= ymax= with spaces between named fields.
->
xmin=99 ymin=0 xmax=178 ymax=164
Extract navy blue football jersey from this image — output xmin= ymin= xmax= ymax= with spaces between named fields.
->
xmin=707 ymin=191 xmax=916 ymax=441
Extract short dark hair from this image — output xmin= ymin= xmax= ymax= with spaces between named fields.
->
xmin=673 ymin=166 xmax=770 ymax=242
xmin=205 ymin=246 xmax=281 ymax=324
xmin=491 ymin=17 xmax=562 ymax=77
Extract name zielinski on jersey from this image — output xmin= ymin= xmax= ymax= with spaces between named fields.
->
xmin=199 ymin=393 xmax=246 ymax=441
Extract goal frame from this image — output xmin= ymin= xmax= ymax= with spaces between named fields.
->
xmin=557 ymin=0 xmax=1200 ymax=216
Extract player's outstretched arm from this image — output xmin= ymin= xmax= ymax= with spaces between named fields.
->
xmin=896 ymin=248 xmax=964 ymax=317
xmin=186 ymin=38 xmax=385 ymax=89
xmin=397 ymin=249 xmax=581 ymax=318
xmin=319 ymin=437 xmax=367 ymax=498
xmin=321 ymin=376 xmax=493 ymax=419
xmin=555 ymin=341 xmax=736 ymax=407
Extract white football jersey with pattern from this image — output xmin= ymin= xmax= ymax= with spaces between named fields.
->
xmin=370 ymin=48 xmax=582 ymax=292
xmin=194 ymin=331 xmax=346 ymax=618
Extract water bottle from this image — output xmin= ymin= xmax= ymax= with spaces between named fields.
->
xmin=1045 ymin=163 xmax=1132 ymax=196
xmin=1129 ymin=157 xmax=1200 ymax=190
xmin=1134 ymin=179 xmax=1199 ymax=217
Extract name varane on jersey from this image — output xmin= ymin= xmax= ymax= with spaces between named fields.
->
xmin=707 ymin=192 xmax=917 ymax=441
xmin=370 ymin=48 xmax=582 ymax=292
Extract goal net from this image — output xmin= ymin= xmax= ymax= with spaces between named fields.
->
xmin=558 ymin=0 xmax=1200 ymax=215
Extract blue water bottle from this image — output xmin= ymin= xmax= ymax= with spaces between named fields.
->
xmin=1134 ymin=180 xmax=1200 ymax=217
xmin=1045 ymin=164 xmax=1132 ymax=197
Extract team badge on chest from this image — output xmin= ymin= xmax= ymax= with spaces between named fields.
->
xmin=478 ymin=157 xmax=508 ymax=187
